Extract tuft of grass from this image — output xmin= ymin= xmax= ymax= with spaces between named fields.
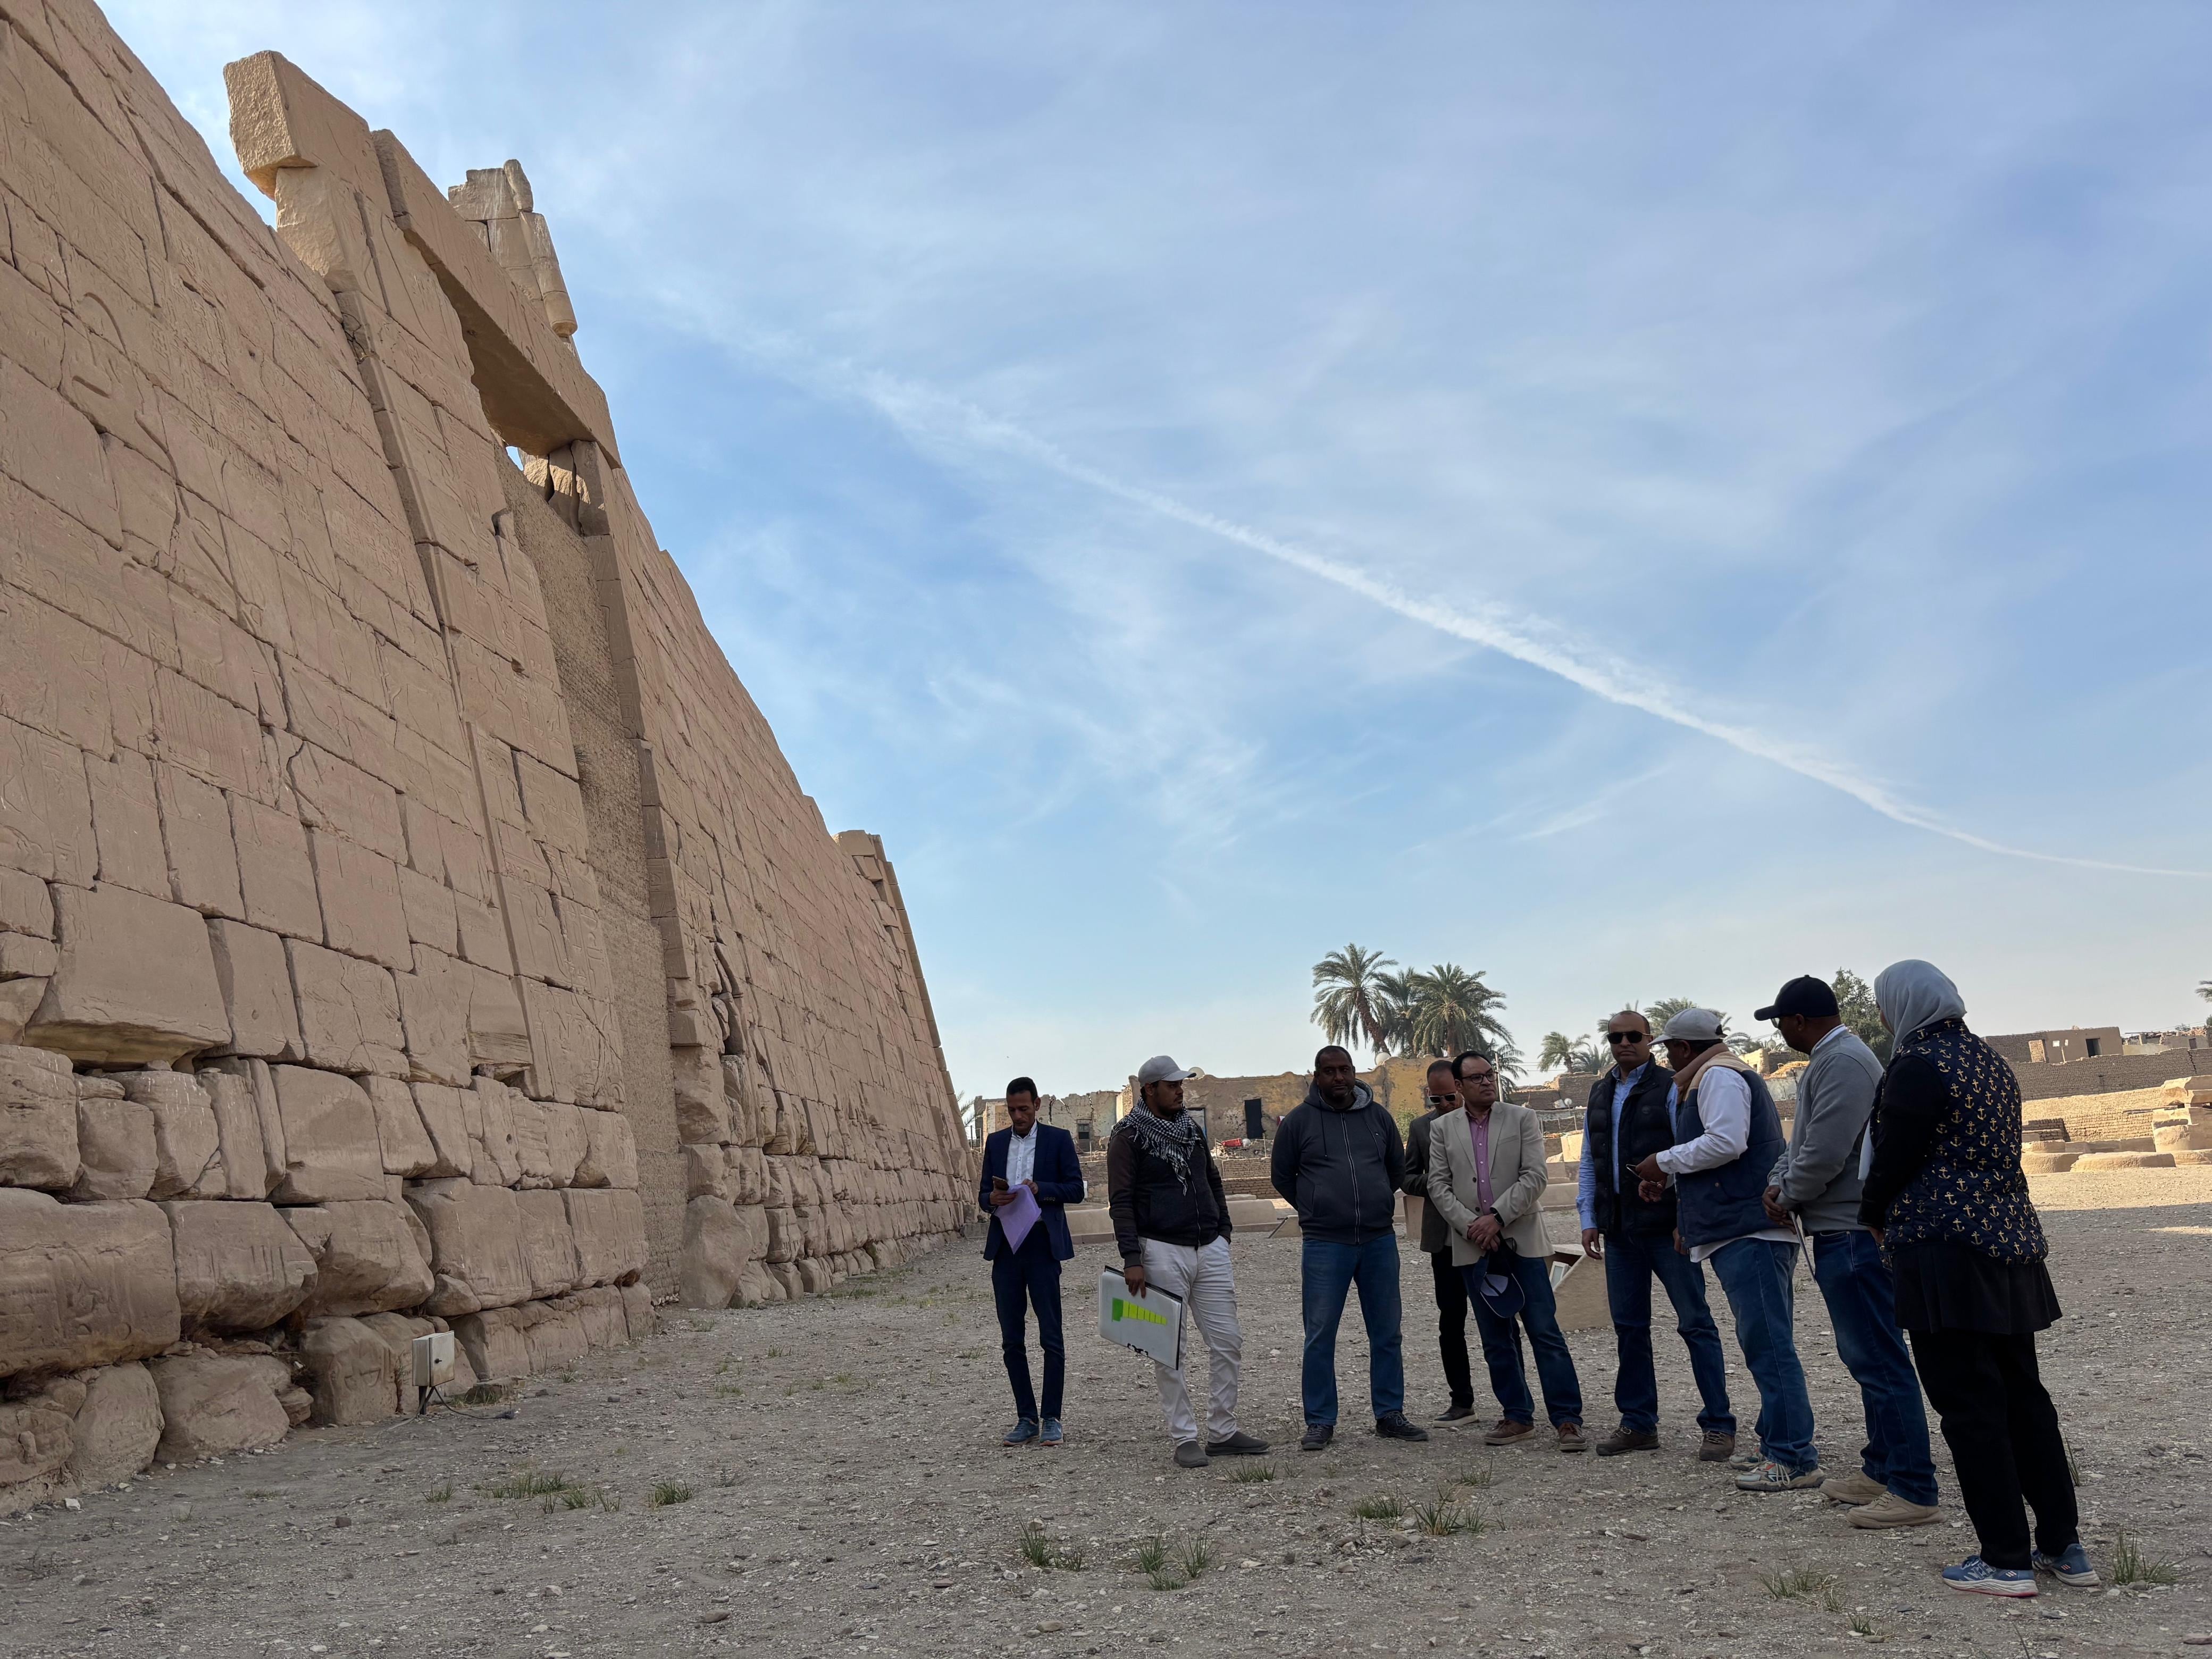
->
xmin=1350 ymin=1492 xmax=1403 ymax=1520
xmin=1228 ymin=1462 xmax=1276 ymax=1484
xmin=712 ymin=1467 xmax=741 ymax=1489
xmin=1760 ymin=1565 xmax=1839 ymax=1602
xmin=458 ymin=1382 xmax=510 ymax=1407
xmin=1455 ymin=1459 xmax=1498 ymax=1491
xmin=712 ymin=1384 xmax=742 ymax=1399
xmin=715 ymin=1359 xmax=733 ymax=1375
xmin=484 ymin=1469 xmax=569 ymax=1499
xmin=1410 ymin=1494 xmax=1479 ymax=1537
xmin=1132 ymin=1533 xmax=1170 ymax=1575
xmin=1847 ymin=1611 xmax=1878 ymax=1639
xmin=649 ymin=1482 xmax=694 ymax=1509
xmin=557 ymin=1488 xmax=594 ymax=1511
xmin=1145 ymin=1568 xmax=1185 ymax=1593
xmin=765 ymin=1346 xmax=782 ymax=1359
xmin=1180 ymin=1539 xmax=1214 ymax=1580
xmin=2110 ymin=1531 xmax=2177 ymax=1587
xmin=425 ymin=1482 xmax=453 ymax=1504
xmin=1820 ymin=1583 xmax=1844 ymax=1614
xmin=1018 ymin=1524 xmax=1055 ymax=1569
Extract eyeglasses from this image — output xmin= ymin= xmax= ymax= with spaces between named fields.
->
xmin=1460 ymin=1071 xmax=1495 ymax=1085
xmin=1606 ymin=1032 xmax=1647 ymax=1045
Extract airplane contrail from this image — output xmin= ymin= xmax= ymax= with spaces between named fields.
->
xmin=730 ymin=339 xmax=2206 ymax=881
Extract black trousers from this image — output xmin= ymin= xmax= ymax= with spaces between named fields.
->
xmin=1908 ymin=1327 xmax=2076 ymax=1569
xmin=991 ymin=1227 xmax=1064 ymax=1423
xmin=1429 ymin=1247 xmax=1474 ymax=1410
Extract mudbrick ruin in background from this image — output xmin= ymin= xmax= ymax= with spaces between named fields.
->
xmin=0 ymin=2 xmax=972 ymax=1510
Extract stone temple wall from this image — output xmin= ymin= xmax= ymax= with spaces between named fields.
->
xmin=0 ymin=0 xmax=970 ymax=1511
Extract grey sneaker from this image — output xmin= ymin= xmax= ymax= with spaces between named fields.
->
xmin=1173 ymin=1440 xmax=1210 ymax=1469
xmin=1736 ymin=1459 xmax=1824 ymax=1493
xmin=1206 ymin=1429 xmax=1270 ymax=1456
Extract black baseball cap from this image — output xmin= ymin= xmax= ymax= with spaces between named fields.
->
xmin=1756 ymin=976 xmax=1839 ymax=1021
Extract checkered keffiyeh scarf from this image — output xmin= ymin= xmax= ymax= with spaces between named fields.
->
xmin=1118 ymin=1099 xmax=1206 ymax=1192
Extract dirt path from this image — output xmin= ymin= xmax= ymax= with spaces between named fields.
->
xmin=3 ymin=1171 xmax=2207 ymax=1658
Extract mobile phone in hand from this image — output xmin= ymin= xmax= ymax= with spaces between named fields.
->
xmin=991 ymin=1176 xmax=1008 ymax=1191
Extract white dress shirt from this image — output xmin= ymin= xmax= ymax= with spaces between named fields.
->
xmin=1652 ymin=1063 xmax=1797 ymax=1263
xmin=1007 ymin=1125 xmax=1037 ymax=1188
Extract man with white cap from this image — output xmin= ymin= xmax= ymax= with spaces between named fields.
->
xmin=1629 ymin=1008 xmax=1822 ymax=1494
xmin=1109 ymin=1055 xmax=1267 ymax=1469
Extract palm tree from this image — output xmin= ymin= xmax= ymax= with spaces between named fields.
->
xmin=1373 ymin=968 xmax=1421 ymax=1055
xmin=1311 ymin=944 xmax=1397 ymax=1059
xmin=1538 ymin=1031 xmax=1581 ymax=1073
xmin=1404 ymin=964 xmax=1520 ymax=1072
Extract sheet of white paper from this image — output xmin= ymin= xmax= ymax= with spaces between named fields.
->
xmin=1096 ymin=1268 xmax=1184 ymax=1369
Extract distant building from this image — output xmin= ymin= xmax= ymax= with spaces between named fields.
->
xmin=1985 ymin=1026 xmax=2123 ymax=1066
xmin=2124 ymin=1028 xmax=2211 ymax=1055
xmin=1985 ymin=1024 xmax=2209 ymax=1102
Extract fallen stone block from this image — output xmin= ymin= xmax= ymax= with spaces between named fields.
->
xmin=23 ymin=885 xmax=230 ymax=1063
xmin=299 ymin=1316 xmax=401 ymax=1425
xmin=0 ymin=1191 xmax=179 ymax=1377
xmin=270 ymin=1066 xmax=385 ymax=1202
xmin=150 ymin=1351 xmax=292 ymax=1460
xmin=284 ymin=1198 xmax=435 ymax=1317
xmin=0 ymin=1043 xmax=79 ymax=1189
xmin=70 ymin=1093 xmax=157 ymax=1200
xmin=125 ymin=1070 xmax=224 ymax=1199
xmin=515 ymin=1187 xmax=581 ymax=1298
xmin=163 ymin=1200 xmax=316 ymax=1333
xmin=404 ymin=1178 xmax=531 ymax=1316
xmin=63 ymin=1361 xmax=162 ymax=1489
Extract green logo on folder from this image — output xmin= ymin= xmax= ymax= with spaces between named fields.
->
xmin=1110 ymin=1297 xmax=1168 ymax=1328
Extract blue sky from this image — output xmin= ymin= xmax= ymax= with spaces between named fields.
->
xmin=115 ymin=2 xmax=2212 ymax=1097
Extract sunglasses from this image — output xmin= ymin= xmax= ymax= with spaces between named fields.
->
xmin=1606 ymin=1031 xmax=1647 ymax=1044
xmin=1423 ymin=1093 xmax=1457 ymax=1106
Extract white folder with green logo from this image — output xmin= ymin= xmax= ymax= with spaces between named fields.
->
xmin=1097 ymin=1268 xmax=1185 ymax=1369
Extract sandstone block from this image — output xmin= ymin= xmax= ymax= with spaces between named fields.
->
xmin=515 ymin=1188 xmax=581 ymax=1297
xmin=677 ymin=1195 xmax=742 ymax=1309
xmin=286 ymin=940 xmax=405 ymax=1075
xmin=205 ymin=920 xmax=304 ymax=1059
xmin=0 ymin=978 xmax=46 ymax=1046
xmin=0 ymin=1043 xmax=78 ymax=1189
xmin=575 ymin=1109 xmax=637 ymax=1191
xmin=0 ymin=716 xmax=96 ymax=887
xmin=403 ymin=1177 xmax=530 ymax=1316
xmin=299 ymin=1316 xmax=400 ymax=1425
xmin=124 ymin=1070 xmax=224 ymax=1199
xmin=465 ymin=1075 xmax=522 ymax=1186
xmin=63 ymin=1361 xmax=162 ymax=1489
xmin=619 ymin=1281 xmax=653 ymax=1342
xmin=198 ymin=1066 xmax=272 ymax=1198
xmin=150 ymin=1351 xmax=291 ymax=1460
xmin=0 ymin=1191 xmax=179 ymax=1377
xmin=163 ymin=1200 xmax=316 ymax=1332
xmin=393 ymin=946 xmax=470 ymax=1086
xmin=522 ymin=1304 xmax=588 ymax=1373
xmin=408 ymin=1082 xmax=471 ymax=1178
xmin=764 ymin=1205 xmax=799 ymax=1264
xmin=509 ymin=1092 xmax=556 ymax=1187
xmin=70 ymin=1095 xmax=156 ymax=1201
xmin=356 ymin=1312 xmax=435 ymax=1415
xmin=570 ymin=1285 xmax=626 ymax=1352
xmin=284 ymin=1198 xmax=434 ymax=1317
xmin=365 ymin=1075 xmax=437 ymax=1176
xmin=450 ymin=1305 xmax=529 ymax=1384
xmin=308 ymin=829 xmax=410 ymax=971
xmin=230 ymin=795 xmax=322 ymax=939
xmin=154 ymin=764 xmax=244 ymax=920
xmin=24 ymin=884 xmax=229 ymax=1063
xmin=542 ymin=1100 xmax=585 ymax=1187
xmin=0 ymin=1400 xmax=73 ymax=1498
xmin=565 ymin=1186 xmax=647 ymax=1288
xmin=270 ymin=1065 xmax=384 ymax=1201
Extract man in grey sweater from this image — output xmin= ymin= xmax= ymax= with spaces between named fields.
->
xmin=1759 ymin=976 xmax=1940 ymax=1529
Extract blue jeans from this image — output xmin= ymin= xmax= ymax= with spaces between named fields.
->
xmin=1461 ymin=1252 xmax=1584 ymax=1427
xmin=1812 ymin=1230 xmax=1937 ymax=1505
xmin=1706 ymin=1237 xmax=1816 ymax=1473
xmin=990 ymin=1228 xmax=1063 ymax=1422
xmin=1603 ymin=1228 xmax=1735 ymax=1436
xmin=1300 ymin=1236 xmax=1404 ymax=1426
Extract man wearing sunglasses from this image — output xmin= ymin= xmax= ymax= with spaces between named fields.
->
xmin=1400 ymin=1059 xmax=1477 ymax=1425
xmin=1576 ymin=1010 xmax=1737 ymax=1462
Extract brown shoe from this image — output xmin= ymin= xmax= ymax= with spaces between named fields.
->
xmin=1556 ymin=1421 xmax=1587 ymax=1453
xmin=1596 ymin=1425 xmax=1660 ymax=1457
xmin=1482 ymin=1418 xmax=1537 ymax=1446
xmin=1697 ymin=1430 xmax=1738 ymax=1463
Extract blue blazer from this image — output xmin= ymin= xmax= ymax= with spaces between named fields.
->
xmin=978 ymin=1124 xmax=1083 ymax=1261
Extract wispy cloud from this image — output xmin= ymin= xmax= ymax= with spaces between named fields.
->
xmin=749 ymin=356 xmax=2207 ymax=881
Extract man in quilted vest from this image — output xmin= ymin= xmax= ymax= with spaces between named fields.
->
xmin=1630 ymin=1007 xmax=1821 ymax=1493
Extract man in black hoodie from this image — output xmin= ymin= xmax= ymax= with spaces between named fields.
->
xmin=1272 ymin=1045 xmax=1428 ymax=1450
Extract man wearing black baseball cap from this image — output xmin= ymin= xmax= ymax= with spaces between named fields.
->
xmin=1758 ymin=976 xmax=1940 ymax=1530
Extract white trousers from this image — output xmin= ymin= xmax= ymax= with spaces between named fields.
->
xmin=1141 ymin=1236 xmax=1243 ymax=1446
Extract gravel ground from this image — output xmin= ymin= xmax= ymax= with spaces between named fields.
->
xmin=2 ymin=1168 xmax=2206 ymax=1659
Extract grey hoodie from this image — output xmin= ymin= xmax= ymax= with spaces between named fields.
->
xmin=1270 ymin=1082 xmax=1405 ymax=1245
xmin=1768 ymin=1027 xmax=1884 ymax=1234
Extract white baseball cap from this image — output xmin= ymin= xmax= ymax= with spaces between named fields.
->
xmin=1657 ymin=1008 xmax=1726 ymax=1043
xmin=1135 ymin=1054 xmax=1198 ymax=1086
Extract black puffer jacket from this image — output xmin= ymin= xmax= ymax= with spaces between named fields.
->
xmin=1270 ymin=1083 xmax=1405 ymax=1245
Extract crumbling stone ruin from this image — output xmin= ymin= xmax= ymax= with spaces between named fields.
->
xmin=0 ymin=1 xmax=971 ymax=1509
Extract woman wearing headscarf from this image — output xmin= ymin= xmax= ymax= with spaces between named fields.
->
xmin=1858 ymin=960 xmax=2095 ymax=1598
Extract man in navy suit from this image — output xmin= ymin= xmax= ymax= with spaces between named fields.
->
xmin=980 ymin=1077 xmax=1085 ymax=1446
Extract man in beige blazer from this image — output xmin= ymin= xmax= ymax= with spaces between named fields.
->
xmin=1427 ymin=1051 xmax=1587 ymax=1452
